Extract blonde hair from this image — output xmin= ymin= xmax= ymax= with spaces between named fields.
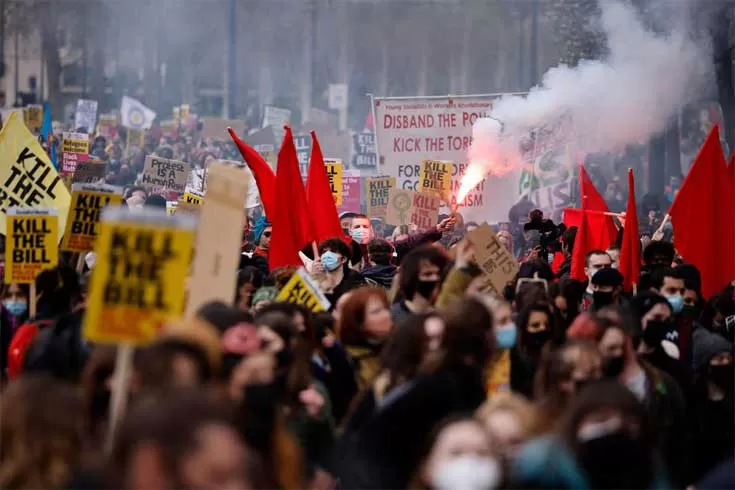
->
xmin=475 ymin=392 xmax=539 ymax=438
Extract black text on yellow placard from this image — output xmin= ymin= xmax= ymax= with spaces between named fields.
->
xmin=62 ymin=186 xmax=122 ymax=252
xmin=4 ymin=210 xmax=58 ymax=284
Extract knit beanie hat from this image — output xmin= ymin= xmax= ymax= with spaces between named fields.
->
xmin=692 ymin=327 xmax=733 ymax=372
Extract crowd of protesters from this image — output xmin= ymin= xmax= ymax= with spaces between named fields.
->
xmin=0 ymin=119 xmax=732 ymax=490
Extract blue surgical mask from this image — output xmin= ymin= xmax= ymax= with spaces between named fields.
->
xmin=495 ymin=323 xmax=517 ymax=349
xmin=3 ymin=300 xmax=27 ymax=318
xmin=321 ymin=251 xmax=341 ymax=272
xmin=351 ymin=228 xmax=369 ymax=244
xmin=665 ymin=294 xmax=684 ymax=314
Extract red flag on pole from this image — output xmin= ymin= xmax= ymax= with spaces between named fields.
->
xmin=669 ymin=125 xmax=734 ymax=299
xmin=306 ymin=131 xmax=350 ymax=244
xmin=228 ymin=128 xmax=276 ymax=218
xmin=269 ymin=127 xmax=313 ymax=269
xmin=619 ymin=169 xmax=640 ymax=291
xmin=579 ymin=165 xmax=617 ymax=247
xmin=569 ymin=206 xmax=613 ymax=282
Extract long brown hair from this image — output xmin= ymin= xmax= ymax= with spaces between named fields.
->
xmin=337 ymin=287 xmax=389 ymax=346
xmin=0 ymin=376 xmax=86 ymax=489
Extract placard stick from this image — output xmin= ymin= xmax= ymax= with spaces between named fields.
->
xmin=29 ymin=283 xmax=37 ymax=318
xmin=76 ymin=252 xmax=86 ymax=274
xmin=311 ymin=241 xmax=319 ymax=259
xmin=105 ymin=344 xmax=135 ymax=454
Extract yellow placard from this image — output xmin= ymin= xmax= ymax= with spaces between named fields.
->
xmin=23 ymin=105 xmax=43 ymax=132
xmin=275 ymin=268 xmax=331 ymax=312
xmin=419 ymin=159 xmax=453 ymax=202
xmin=5 ymin=208 xmax=58 ymax=284
xmin=61 ymin=134 xmax=90 ymax=154
xmin=126 ymin=128 xmax=144 ymax=150
xmin=366 ymin=176 xmax=395 ymax=219
xmin=166 ymin=201 xmax=178 ymax=215
xmin=180 ymin=104 xmax=191 ymax=120
xmin=61 ymin=184 xmax=123 ymax=252
xmin=0 ymin=112 xmax=71 ymax=235
xmin=182 ymin=190 xmax=203 ymax=206
xmin=324 ymin=160 xmax=343 ymax=206
xmin=83 ymin=213 xmax=195 ymax=345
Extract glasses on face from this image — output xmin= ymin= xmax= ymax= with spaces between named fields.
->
xmin=262 ymin=231 xmax=272 ymax=238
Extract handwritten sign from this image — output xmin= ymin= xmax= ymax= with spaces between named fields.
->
xmin=61 ymin=132 xmax=90 ymax=175
xmin=83 ymin=209 xmax=196 ymax=345
xmin=276 ymin=267 xmax=331 ymax=312
xmin=386 ymin=188 xmax=415 ymax=226
xmin=410 ymin=192 xmax=440 ymax=230
xmin=419 ymin=159 xmax=453 ymax=202
xmin=141 ymin=155 xmax=190 ymax=193
xmin=324 ymin=159 xmax=343 ymax=205
xmin=468 ymin=223 xmax=520 ymax=295
xmin=62 ymin=184 xmax=122 ymax=252
xmin=5 ymin=208 xmax=58 ymax=283
xmin=367 ymin=176 xmax=395 ymax=219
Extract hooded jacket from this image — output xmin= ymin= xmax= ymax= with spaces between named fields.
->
xmin=361 ymin=264 xmax=397 ymax=289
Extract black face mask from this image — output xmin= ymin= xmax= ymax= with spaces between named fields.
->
xmin=642 ymin=319 xmax=674 ymax=348
xmin=709 ymin=364 xmax=734 ymax=393
xmin=578 ymin=430 xmax=652 ymax=489
xmin=415 ymin=279 xmax=438 ymax=300
xmin=525 ymin=330 xmax=550 ymax=351
xmin=603 ymin=355 xmax=625 ymax=378
xmin=681 ymin=303 xmax=699 ymax=319
xmin=592 ymin=291 xmax=614 ymax=309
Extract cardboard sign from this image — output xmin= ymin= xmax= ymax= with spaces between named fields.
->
xmin=324 ymin=159 xmax=343 ymax=205
xmin=276 ymin=267 xmax=331 ymax=312
xmin=141 ymin=156 xmax=190 ymax=193
xmin=74 ymin=99 xmax=98 ymax=133
xmin=73 ymin=160 xmax=107 ymax=184
xmin=83 ymin=209 xmax=196 ymax=345
xmin=468 ymin=223 xmax=520 ymax=295
xmin=96 ymin=114 xmax=117 ymax=139
xmin=0 ymin=112 xmax=71 ymax=235
xmin=419 ymin=159 xmax=453 ymax=202
xmin=62 ymin=184 xmax=122 ymax=252
xmin=410 ymin=192 xmax=440 ymax=230
xmin=386 ymin=188 xmax=415 ymax=226
xmin=181 ymin=189 xmax=203 ymax=206
xmin=201 ymin=117 xmax=245 ymax=140
xmin=186 ymin=163 xmax=250 ymax=314
xmin=61 ymin=131 xmax=90 ymax=175
xmin=23 ymin=105 xmax=43 ymax=132
xmin=338 ymin=170 xmax=362 ymax=214
xmin=366 ymin=176 xmax=395 ymax=219
xmin=5 ymin=208 xmax=58 ymax=283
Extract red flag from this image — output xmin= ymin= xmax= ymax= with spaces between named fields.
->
xmin=669 ymin=125 xmax=734 ymax=298
xmin=306 ymin=131 xmax=349 ymax=243
xmin=619 ymin=169 xmax=640 ymax=291
xmin=228 ymin=127 xmax=276 ymax=218
xmin=563 ymin=208 xmax=617 ymax=246
xmin=569 ymin=207 xmax=613 ymax=282
xmin=579 ymin=165 xmax=617 ymax=247
xmin=269 ymin=127 xmax=313 ymax=269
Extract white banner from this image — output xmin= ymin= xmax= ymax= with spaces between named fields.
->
xmin=373 ymin=95 xmax=520 ymax=223
xmin=74 ymin=99 xmax=98 ymax=133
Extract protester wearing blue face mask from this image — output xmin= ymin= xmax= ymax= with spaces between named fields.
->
xmin=651 ymin=267 xmax=686 ymax=315
xmin=316 ymin=238 xmax=366 ymax=308
xmin=2 ymin=284 xmax=29 ymax=326
xmin=485 ymin=297 xmax=534 ymax=397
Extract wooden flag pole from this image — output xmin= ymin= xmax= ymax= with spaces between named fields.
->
xmin=105 ymin=343 xmax=135 ymax=455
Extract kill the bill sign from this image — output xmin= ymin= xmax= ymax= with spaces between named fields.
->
xmin=373 ymin=95 xmax=520 ymax=223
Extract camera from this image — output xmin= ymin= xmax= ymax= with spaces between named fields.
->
xmin=523 ymin=209 xmax=566 ymax=262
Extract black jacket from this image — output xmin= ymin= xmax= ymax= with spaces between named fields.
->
xmin=324 ymin=268 xmax=366 ymax=308
xmin=362 ymin=264 xmax=398 ymax=289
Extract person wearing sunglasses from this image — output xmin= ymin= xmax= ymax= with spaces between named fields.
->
xmin=252 ymin=216 xmax=272 ymax=259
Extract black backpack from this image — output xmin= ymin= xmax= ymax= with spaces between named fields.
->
xmin=23 ymin=311 xmax=90 ymax=382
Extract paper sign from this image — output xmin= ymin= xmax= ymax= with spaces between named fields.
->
xmin=338 ymin=170 xmax=362 ymax=214
xmin=367 ymin=176 xmax=395 ymax=219
xmin=5 ymin=208 xmax=58 ymax=283
xmin=61 ymin=131 xmax=90 ymax=175
xmin=23 ymin=105 xmax=43 ymax=132
xmin=182 ymin=189 xmax=203 ymax=206
xmin=73 ymin=160 xmax=107 ymax=184
xmin=276 ymin=267 xmax=331 ymax=312
xmin=419 ymin=159 xmax=453 ymax=202
xmin=74 ymin=99 xmax=98 ymax=133
xmin=186 ymin=163 xmax=250 ymax=314
xmin=386 ymin=188 xmax=415 ymax=226
xmin=83 ymin=208 xmax=196 ymax=345
xmin=62 ymin=184 xmax=122 ymax=252
xmin=141 ymin=155 xmax=190 ymax=193
xmin=468 ymin=223 xmax=520 ymax=295
xmin=411 ymin=192 xmax=440 ymax=230
xmin=263 ymin=105 xmax=291 ymax=148
xmin=352 ymin=132 xmax=377 ymax=169
xmin=96 ymin=114 xmax=117 ymax=139
xmin=324 ymin=159 xmax=343 ymax=205
xmin=0 ymin=112 xmax=71 ymax=235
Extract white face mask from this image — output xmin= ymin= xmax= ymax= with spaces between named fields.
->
xmin=431 ymin=455 xmax=500 ymax=490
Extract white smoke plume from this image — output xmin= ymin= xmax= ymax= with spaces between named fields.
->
xmin=461 ymin=0 xmax=713 ymax=197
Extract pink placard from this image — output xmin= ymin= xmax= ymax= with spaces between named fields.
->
xmin=338 ymin=170 xmax=362 ymax=214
